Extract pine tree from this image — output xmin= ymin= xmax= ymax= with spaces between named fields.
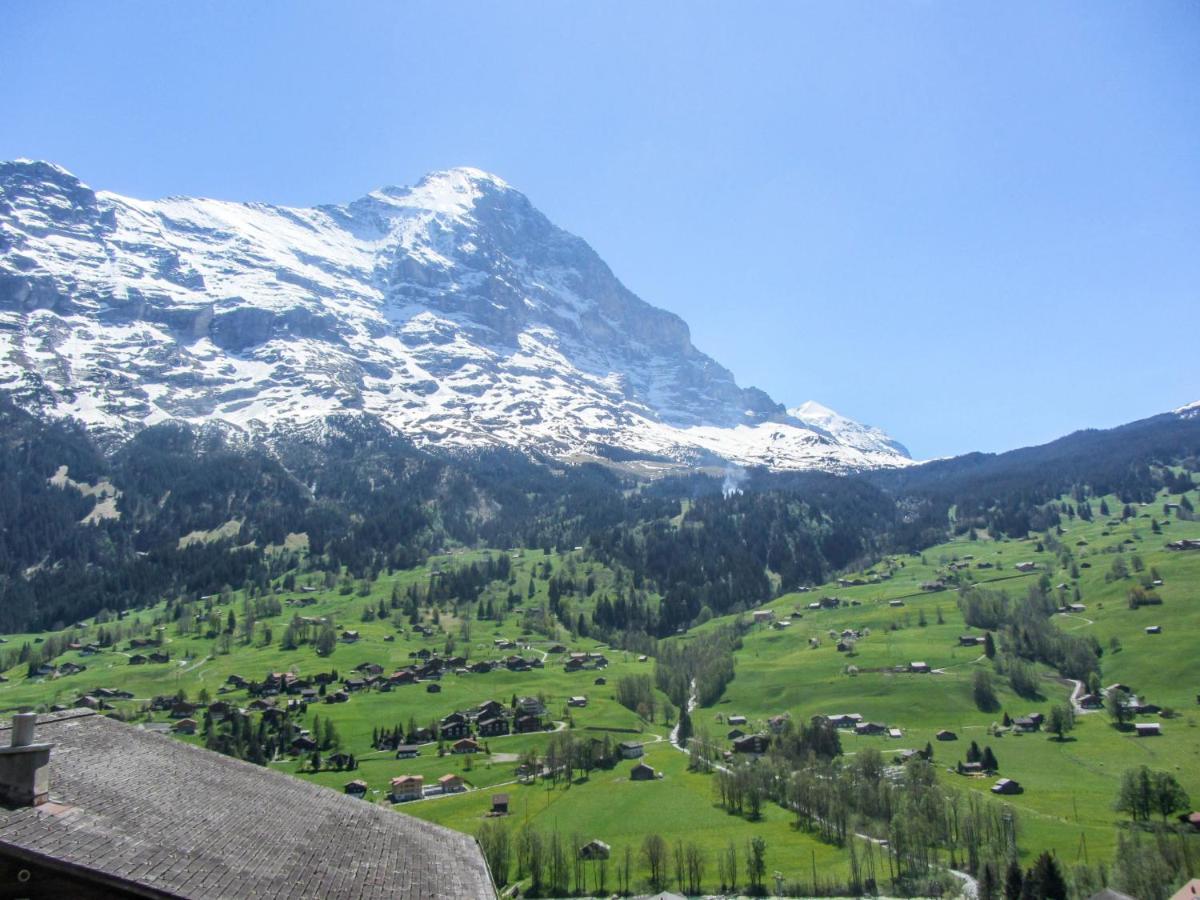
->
xmin=1004 ymin=858 xmax=1024 ymax=900
xmin=677 ymin=704 xmax=692 ymax=747
xmin=1024 ymin=852 xmax=1067 ymax=900
xmin=982 ymin=745 xmax=999 ymax=772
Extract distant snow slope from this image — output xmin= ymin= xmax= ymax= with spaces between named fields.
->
xmin=789 ymin=400 xmax=911 ymax=460
xmin=0 ymin=159 xmax=911 ymax=472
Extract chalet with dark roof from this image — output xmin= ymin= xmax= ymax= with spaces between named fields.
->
xmin=0 ymin=712 xmax=494 ymax=898
xmin=514 ymin=713 xmax=542 ymax=734
xmin=439 ymin=712 xmax=470 ymax=739
xmin=630 ymin=762 xmax=657 ymax=781
xmin=732 ymin=734 xmax=770 ymax=755
xmin=477 ymin=716 xmax=509 ymax=737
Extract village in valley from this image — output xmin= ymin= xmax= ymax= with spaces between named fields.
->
xmin=0 ymin=478 xmax=1196 ymax=897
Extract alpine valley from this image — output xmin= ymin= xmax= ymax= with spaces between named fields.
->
xmin=2 ymin=161 xmax=1200 ymax=900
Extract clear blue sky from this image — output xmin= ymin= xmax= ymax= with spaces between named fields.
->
xmin=3 ymin=2 xmax=1197 ymax=458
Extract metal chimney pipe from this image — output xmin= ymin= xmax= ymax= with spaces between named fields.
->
xmin=12 ymin=713 xmax=36 ymax=748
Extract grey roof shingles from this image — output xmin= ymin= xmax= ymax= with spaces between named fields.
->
xmin=0 ymin=711 xmax=495 ymax=899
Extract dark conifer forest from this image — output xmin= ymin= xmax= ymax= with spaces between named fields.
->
xmin=2 ymin=395 xmax=1197 ymax=633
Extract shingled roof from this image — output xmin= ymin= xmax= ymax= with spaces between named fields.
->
xmin=0 ymin=711 xmax=495 ymax=899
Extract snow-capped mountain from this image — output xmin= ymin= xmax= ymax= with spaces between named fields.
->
xmin=789 ymin=400 xmax=911 ymax=460
xmin=0 ymin=159 xmax=911 ymax=472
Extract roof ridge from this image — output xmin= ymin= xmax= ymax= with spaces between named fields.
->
xmin=0 ymin=709 xmax=97 ymax=731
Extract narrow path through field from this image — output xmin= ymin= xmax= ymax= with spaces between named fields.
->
xmin=934 ymin=653 xmax=985 ymax=674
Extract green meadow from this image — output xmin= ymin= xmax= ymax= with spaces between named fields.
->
xmin=0 ymin=486 xmax=1197 ymax=894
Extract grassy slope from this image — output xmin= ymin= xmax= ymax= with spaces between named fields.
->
xmin=704 ymin=487 xmax=1200 ymax=868
xmin=1 ymin=488 xmax=1197 ymax=891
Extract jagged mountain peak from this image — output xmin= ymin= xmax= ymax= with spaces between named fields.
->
xmin=371 ymin=166 xmax=514 ymax=216
xmin=0 ymin=160 xmax=912 ymax=473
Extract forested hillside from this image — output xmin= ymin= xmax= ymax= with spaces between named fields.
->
xmin=2 ymin=396 xmax=1198 ymax=635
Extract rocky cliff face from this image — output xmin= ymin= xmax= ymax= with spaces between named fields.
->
xmin=0 ymin=160 xmax=910 ymax=471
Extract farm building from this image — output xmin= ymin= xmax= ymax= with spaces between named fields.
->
xmin=491 ymin=794 xmax=508 ymax=814
xmin=1135 ymin=723 xmax=1162 ymax=737
xmin=619 ymin=741 xmax=644 ymax=759
xmin=732 ymin=734 xmax=770 ymax=755
xmin=395 ymin=745 xmax=420 ymax=759
xmin=630 ymin=762 xmax=657 ymax=781
xmin=824 ymin=713 xmax=864 ymax=729
xmin=992 ymin=778 xmax=1023 ymax=795
xmin=727 ymin=715 xmax=748 ymax=726
xmin=855 ymin=722 xmax=887 ymax=736
xmin=579 ymin=839 xmax=611 ymax=860
xmin=909 ymin=661 xmax=930 ymax=674
xmin=936 ymin=730 xmax=957 ymax=741
xmin=1145 ymin=625 xmax=1162 ymax=634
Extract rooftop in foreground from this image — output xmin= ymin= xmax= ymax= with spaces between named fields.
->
xmin=0 ymin=710 xmax=495 ymax=899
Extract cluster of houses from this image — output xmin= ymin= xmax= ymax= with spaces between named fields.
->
xmin=723 ymin=712 xmax=836 ymax=758
xmin=67 ymin=687 xmax=133 ymax=712
xmin=65 ymin=640 xmax=103 ymax=655
xmin=820 ymin=713 xmax=903 ymax=740
xmin=220 ymin=646 xmax=561 ymax=711
xmin=1101 ymin=684 xmax=1164 ymax=736
xmin=435 ymin=696 xmax=549 ymax=743
xmin=378 ymin=772 xmax=468 ymax=803
xmin=561 ymin=651 xmax=609 ymax=672
xmin=128 ymin=651 xmax=170 ymax=665
xmin=803 ymin=595 xmax=846 ymax=612
xmin=29 ymin=661 xmax=88 ymax=678
xmin=834 ymin=629 xmax=864 ymax=652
